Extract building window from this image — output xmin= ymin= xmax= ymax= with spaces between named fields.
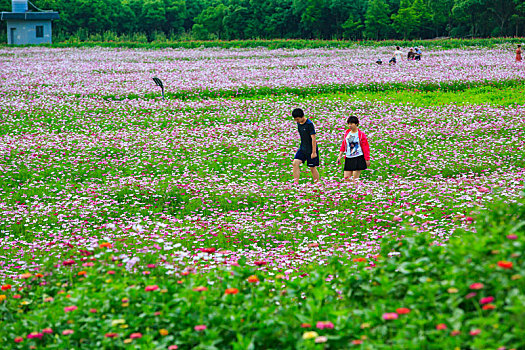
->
xmin=36 ymin=26 xmax=44 ymax=38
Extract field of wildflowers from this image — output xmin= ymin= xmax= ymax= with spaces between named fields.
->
xmin=0 ymin=46 xmax=524 ymax=349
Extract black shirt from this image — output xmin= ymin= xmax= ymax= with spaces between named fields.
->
xmin=297 ymin=119 xmax=317 ymax=153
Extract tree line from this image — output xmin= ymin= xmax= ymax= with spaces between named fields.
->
xmin=1 ymin=0 xmax=524 ymax=42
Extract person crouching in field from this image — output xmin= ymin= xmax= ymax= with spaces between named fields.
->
xmin=292 ymin=108 xmax=320 ymax=184
xmin=336 ymin=116 xmax=370 ymax=182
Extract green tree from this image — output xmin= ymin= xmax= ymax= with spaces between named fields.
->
xmin=391 ymin=0 xmax=418 ymax=39
xmin=452 ymin=0 xmax=489 ymax=37
xmin=411 ymin=0 xmax=432 ymax=37
xmin=141 ymin=0 xmax=167 ymax=35
xmin=364 ymin=0 xmax=392 ymax=39
xmin=192 ymin=3 xmax=228 ymax=39
xmin=164 ymin=0 xmax=187 ymax=34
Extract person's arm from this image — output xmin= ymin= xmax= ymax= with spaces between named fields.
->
xmin=337 ymin=131 xmax=347 ymax=163
xmin=311 ymin=134 xmax=317 ymax=158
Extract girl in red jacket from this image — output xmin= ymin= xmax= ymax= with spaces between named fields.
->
xmin=336 ymin=116 xmax=370 ymax=182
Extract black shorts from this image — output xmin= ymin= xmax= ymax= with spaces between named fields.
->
xmin=344 ymin=155 xmax=367 ymax=171
xmin=294 ymin=149 xmax=319 ymax=167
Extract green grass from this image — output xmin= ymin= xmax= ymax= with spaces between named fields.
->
xmin=2 ymin=37 xmax=524 ymax=50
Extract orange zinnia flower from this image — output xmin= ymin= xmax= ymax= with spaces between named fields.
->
xmin=193 ymin=286 xmax=208 ymax=292
xmin=225 ymin=288 xmax=239 ymax=295
xmin=247 ymin=275 xmax=259 ymax=283
xmin=99 ymin=242 xmax=112 ymax=249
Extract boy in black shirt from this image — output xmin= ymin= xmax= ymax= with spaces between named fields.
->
xmin=292 ymin=108 xmax=320 ymax=184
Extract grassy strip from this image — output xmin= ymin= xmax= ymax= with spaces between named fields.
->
xmin=101 ymin=79 xmax=525 ymax=101
xmin=315 ymin=84 xmax=525 ymax=107
xmin=1 ymin=197 xmax=523 ymax=348
xmin=2 ymin=37 xmax=524 ymax=50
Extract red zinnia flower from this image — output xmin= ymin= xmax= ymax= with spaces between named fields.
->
xmin=482 ymin=304 xmax=496 ymax=310
xmin=62 ymin=260 xmax=75 ymax=266
xmin=129 ymin=333 xmax=142 ymax=339
xmin=14 ymin=337 xmax=24 ymax=343
xmin=105 ymin=332 xmax=118 ymax=338
xmin=396 ymin=308 xmax=410 ymax=314
xmin=145 ymin=285 xmax=159 ymax=292
xmin=436 ymin=324 xmax=447 ymax=330
xmin=194 ymin=325 xmax=207 ymax=331
xmin=1 ymin=284 xmax=12 ymax=291
xmin=497 ymin=261 xmax=513 ymax=269
xmin=352 ymin=340 xmax=363 ymax=345
xmin=301 ymin=323 xmax=311 ymax=328
xmin=254 ymin=261 xmax=267 ymax=266
xmin=202 ymin=248 xmax=216 ymax=254
xmin=225 ymin=288 xmax=239 ymax=295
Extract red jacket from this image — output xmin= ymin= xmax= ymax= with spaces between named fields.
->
xmin=340 ymin=129 xmax=370 ymax=161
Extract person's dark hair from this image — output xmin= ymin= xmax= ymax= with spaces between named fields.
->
xmin=347 ymin=116 xmax=359 ymax=125
xmin=292 ymin=108 xmax=304 ymax=119
xmin=396 ymin=46 xmax=400 ymax=50
xmin=519 ymin=45 xmax=522 ymax=48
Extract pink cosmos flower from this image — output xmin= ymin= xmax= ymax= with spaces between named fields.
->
xmin=129 ymin=333 xmax=142 ymax=339
xmin=382 ymin=313 xmax=398 ymax=320
xmin=194 ymin=325 xmax=207 ymax=331
xmin=465 ymin=292 xmax=477 ymax=299
xmin=469 ymin=283 xmax=484 ymax=290
xmin=27 ymin=332 xmax=43 ymax=339
xmin=64 ymin=305 xmax=78 ymax=312
xmin=145 ymin=285 xmax=159 ymax=292
xmin=480 ymin=296 xmax=494 ymax=304
xmin=42 ymin=328 xmax=53 ymax=334
xmin=168 ymin=346 xmax=179 ymax=350
xmin=470 ymin=329 xmax=481 ymax=336
xmin=62 ymin=329 xmax=74 ymax=335
xmin=316 ymin=321 xmax=335 ymax=329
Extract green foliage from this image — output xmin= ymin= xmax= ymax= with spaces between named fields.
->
xmin=1 ymin=0 xmax=524 ymax=42
xmin=1 ymin=194 xmax=524 ymax=348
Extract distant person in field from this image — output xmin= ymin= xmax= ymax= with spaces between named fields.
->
xmin=336 ymin=116 xmax=370 ymax=182
xmin=407 ymin=48 xmax=415 ymax=60
xmin=292 ymin=108 xmax=320 ymax=184
xmin=517 ymin=45 xmax=522 ymax=62
xmin=376 ymin=58 xmax=383 ymax=65
xmin=394 ymin=46 xmax=403 ymax=62
xmin=415 ymin=47 xmax=422 ymax=61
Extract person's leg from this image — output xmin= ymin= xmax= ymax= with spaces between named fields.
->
xmin=309 ymin=166 xmax=319 ymax=183
xmin=352 ymin=170 xmax=362 ymax=181
xmin=343 ymin=170 xmax=353 ymax=181
xmin=293 ymin=159 xmax=302 ymax=183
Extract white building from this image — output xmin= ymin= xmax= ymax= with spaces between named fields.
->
xmin=1 ymin=0 xmax=59 ymax=45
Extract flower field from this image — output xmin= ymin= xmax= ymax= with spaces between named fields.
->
xmin=0 ymin=46 xmax=524 ymax=349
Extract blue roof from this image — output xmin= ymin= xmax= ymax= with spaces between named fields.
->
xmin=1 ymin=11 xmax=59 ymax=21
